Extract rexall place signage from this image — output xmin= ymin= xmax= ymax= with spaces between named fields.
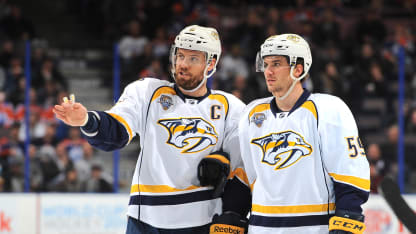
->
xmin=40 ymin=194 xmax=127 ymax=234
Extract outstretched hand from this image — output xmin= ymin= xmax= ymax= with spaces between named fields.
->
xmin=53 ymin=94 xmax=88 ymax=127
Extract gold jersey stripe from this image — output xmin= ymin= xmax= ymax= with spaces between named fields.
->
xmin=250 ymin=179 xmax=256 ymax=191
xmin=249 ymin=104 xmax=270 ymax=120
xmin=208 ymin=94 xmax=229 ymax=117
xmin=205 ymin=154 xmax=230 ymax=164
xmin=108 ymin=113 xmax=133 ymax=142
xmin=230 ymin=167 xmax=249 ymax=186
xmin=130 ymin=184 xmax=201 ymax=193
xmin=329 ymin=173 xmax=370 ymax=191
xmin=151 ymin=87 xmax=176 ymax=103
xmin=252 ymin=203 xmax=335 ymax=214
xmin=300 ymin=100 xmax=317 ymax=120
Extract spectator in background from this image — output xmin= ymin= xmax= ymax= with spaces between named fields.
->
xmin=0 ymin=5 xmax=35 ymax=40
xmin=7 ymin=154 xmax=23 ymax=191
xmin=32 ymin=57 xmax=68 ymax=93
xmin=119 ymin=20 xmax=148 ymax=60
xmin=17 ymin=102 xmax=47 ymax=141
xmin=0 ymin=0 xmax=11 ymax=20
xmin=28 ymin=144 xmax=44 ymax=191
xmin=407 ymin=108 xmax=416 ymax=134
xmin=0 ymin=91 xmax=14 ymax=128
xmin=320 ymin=62 xmax=345 ymax=97
xmin=3 ymin=57 xmax=23 ymax=103
xmin=50 ymin=167 xmax=82 ymax=192
xmin=33 ymin=123 xmax=60 ymax=191
xmin=311 ymin=7 xmax=340 ymax=47
xmin=152 ymin=26 xmax=169 ymax=59
xmin=56 ymin=127 xmax=93 ymax=182
xmin=0 ymin=40 xmax=14 ymax=68
xmin=381 ymin=124 xmax=400 ymax=166
xmin=267 ymin=7 xmax=288 ymax=35
xmin=138 ymin=59 xmax=169 ymax=81
xmin=380 ymin=124 xmax=416 ymax=180
xmin=232 ymin=8 xmax=265 ymax=63
xmin=217 ymin=44 xmax=249 ymax=92
xmin=355 ymin=8 xmax=386 ymax=45
xmin=367 ymin=143 xmax=386 ymax=193
xmin=0 ymin=176 xmax=4 ymax=192
xmin=83 ymin=164 xmax=112 ymax=193
xmin=119 ymin=20 xmax=149 ymax=84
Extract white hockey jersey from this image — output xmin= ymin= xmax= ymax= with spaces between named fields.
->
xmin=238 ymin=91 xmax=370 ymax=234
xmin=106 ymin=78 xmax=245 ymax=229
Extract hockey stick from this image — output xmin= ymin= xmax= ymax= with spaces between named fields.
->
xmin=378 ymin=177 xmax=416 ymax=233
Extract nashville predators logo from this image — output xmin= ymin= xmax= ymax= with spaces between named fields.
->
xmin=251 ymin=131 xmax=312 ymax=170
xmin=286 ymin=34 xmax=300 ymax=43
xmin=158 ymin=117 xmax=218 ymax=153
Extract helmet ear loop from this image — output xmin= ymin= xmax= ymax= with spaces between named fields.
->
xmin=205 ymin=57 xmax=216 ymax=79
xmin=277 ymin=65 xmax=303 ymax=101
xmin=170 ymin=46 xmax=178 ymax=82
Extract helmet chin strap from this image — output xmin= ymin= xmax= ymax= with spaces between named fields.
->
xmin=277 ymin=66 xmax=307 ymax=101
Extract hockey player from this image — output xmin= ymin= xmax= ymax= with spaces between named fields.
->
xmin=53 ymin=25 xmax=250 ymax=233
xmin=238 ymin=34 xmax=370 ymax=233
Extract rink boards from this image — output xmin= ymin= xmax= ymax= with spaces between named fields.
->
xmin=0 ymin=193 xmax=414 ymax=234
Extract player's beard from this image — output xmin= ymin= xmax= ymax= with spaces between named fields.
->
xmin=175 ymin=69 xmax=205 ymax=91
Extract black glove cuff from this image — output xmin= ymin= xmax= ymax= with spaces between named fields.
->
xmin=335 ymin=209 xmax=364 ymax=222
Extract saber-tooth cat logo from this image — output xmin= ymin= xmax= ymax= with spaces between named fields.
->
xmin=158 ymin=117 xmax=218 ymax=153
xmin=251 ymin=131 xmax=312 ymax=170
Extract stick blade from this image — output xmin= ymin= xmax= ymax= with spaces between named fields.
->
xmin=379 ymin=177 xmax=416 ymax=233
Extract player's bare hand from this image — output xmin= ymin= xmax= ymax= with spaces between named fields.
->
xmin=53 ymin=94 xmax=88 ymax=126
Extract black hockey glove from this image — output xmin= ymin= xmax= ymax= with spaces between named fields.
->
xmin=209 ymin=211 xmax=248 ymax=234
xmin=329 ymin=209 xmax=366 ymax=234
xmin=197 ymin=151 xmax=230 ymax=198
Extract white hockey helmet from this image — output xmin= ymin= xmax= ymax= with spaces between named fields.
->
xmin=170 ymin=25 xmax=222 ymax=92
xmin=256 ymin=34 xmax=312 ymax=76
xmin=256 ymin=34 xmax=312 ymax=100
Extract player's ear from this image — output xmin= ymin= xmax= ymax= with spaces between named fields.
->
xmin=207 ymin=58 xmax=216 ymax=72
xmin=294 ymin=64 xmax=304 ymax=78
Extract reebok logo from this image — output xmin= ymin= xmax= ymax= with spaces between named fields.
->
xmin=213 ymin=226 xmax=241 ymax=234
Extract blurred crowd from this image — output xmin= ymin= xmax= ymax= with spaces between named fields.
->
xmin=0 ymin=0 xmax=416 ymax=193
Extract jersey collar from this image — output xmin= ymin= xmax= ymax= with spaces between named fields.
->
xmin=270 ymin=89 xmax=311 ymax=117
xmin=173 ymin=84 xmax=211 ymax=103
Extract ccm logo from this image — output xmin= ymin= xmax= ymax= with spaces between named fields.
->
xmin=331 ymin=220 xmax=364 ymax=231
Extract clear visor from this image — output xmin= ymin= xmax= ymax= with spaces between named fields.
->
xmin=255 ymin=51 xmax=264 ymax=72
xmin=170 ymin=46 xmax=208 ymax=71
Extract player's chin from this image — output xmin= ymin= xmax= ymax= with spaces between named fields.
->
xmin=176 ymin=79 xmax=197 ymax=90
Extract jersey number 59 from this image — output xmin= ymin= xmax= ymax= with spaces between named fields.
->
xmin=345 ymin=137 xmax=366 ymax=158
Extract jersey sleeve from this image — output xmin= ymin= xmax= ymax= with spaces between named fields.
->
xmin=80 ymin=78 xmax=158 ymax=151
xmin=221 ymin=95 xmax=251 ymax=216
xmin=237 ymin=103 xmax=259 ymax=188
xmin=317 ymin=95 xmax=370 ymax=213
xmin=106 ymin=78 xmax=156 ymax=142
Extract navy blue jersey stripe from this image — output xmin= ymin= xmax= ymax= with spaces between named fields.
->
xmin=129 ymin=189 xmax=215 ymax=206
xmin=249 ymin=214 xmax=332 ymax=228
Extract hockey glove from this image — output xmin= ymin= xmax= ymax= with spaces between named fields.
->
xmin=329 ymin=209 xmax=366 ymax=234
xmin=209 ymin=211 xmax=248 ymax=234
xmin=197 ymin=151 xmax=230 ymax=198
